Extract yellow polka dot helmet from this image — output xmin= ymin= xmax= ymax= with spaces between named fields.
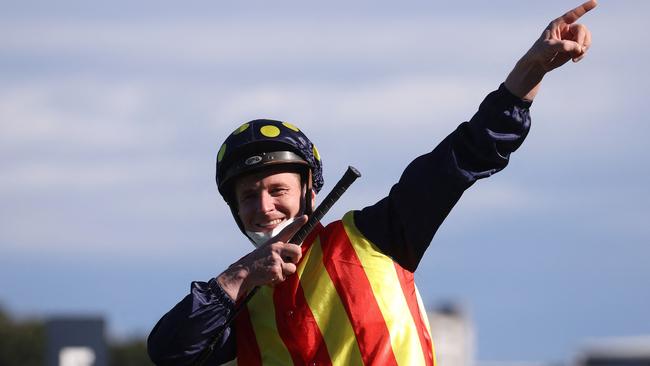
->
xmin=216 ymin=119 xmax=324 ymax=207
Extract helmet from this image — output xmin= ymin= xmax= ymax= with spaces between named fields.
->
xmin=216 ymin=119 xmax=323 ymax=210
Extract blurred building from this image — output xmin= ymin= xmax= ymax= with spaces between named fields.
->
xmin=428 ymin=302 xmax=476 ymax=366
xmin=45 ymin=317 xmax=107 ymax=366
xmin=574 ymin=336 xmax=650 ymax=366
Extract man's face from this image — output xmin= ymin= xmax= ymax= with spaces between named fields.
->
xmin=234 ymin=169 xmax=303 ymax=233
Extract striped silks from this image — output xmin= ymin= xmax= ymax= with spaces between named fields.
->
xmin=235 ymin=211 xmax=435 ymax=366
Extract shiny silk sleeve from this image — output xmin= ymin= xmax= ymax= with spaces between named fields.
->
xmin=147 ymin=278 xmax=236 ymax=365
xmin=354 ymin=84 xmax=532 ymax=272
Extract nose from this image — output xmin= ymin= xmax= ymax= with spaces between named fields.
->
xmin=257 ymin=191 xmax=275 ymax=213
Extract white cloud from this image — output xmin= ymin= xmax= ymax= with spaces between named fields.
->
xmin=1 ymin=0 xmax=649 ymax=261
xmin=0 ymin=18 xmax=521 ymax=68
xmin=2 ymin=3 xmax=645 ymax=78
xmin=0 ymin=81 xmax=162 ymax=151
xmin=0 ymin=155 xmax=201 ymax=192
xmin=213 ymin=76 xmax=489 ymax=133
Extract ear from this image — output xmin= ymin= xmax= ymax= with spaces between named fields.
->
xmin=311 ymin=189 xmax=316 ymax=208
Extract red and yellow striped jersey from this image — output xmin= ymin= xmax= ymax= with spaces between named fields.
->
xmin=235 ymin=211 xmax=436 ymax=366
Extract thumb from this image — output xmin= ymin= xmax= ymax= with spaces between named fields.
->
xmin=271 ymin=215 xmax=308 ymax=244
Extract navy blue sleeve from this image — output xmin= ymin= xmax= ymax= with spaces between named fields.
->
xmin=147 ymin=278 xmax=237 ymax=365
xmin=354 ymin=84 xmax=532 ymax=272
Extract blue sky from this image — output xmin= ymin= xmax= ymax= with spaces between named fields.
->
xmin=1 ymin=0 xmax=649 ymax=363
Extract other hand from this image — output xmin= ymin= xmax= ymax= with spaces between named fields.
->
xmin=217 ymin=215 xmax=307 ymax=300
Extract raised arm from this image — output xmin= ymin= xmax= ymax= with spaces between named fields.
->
xmin=354 ymin=1 xmax=597 ymax=271
xmin=354 ymin=84 xmax=531 ymax=271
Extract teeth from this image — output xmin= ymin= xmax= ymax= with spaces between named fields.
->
xmin=259 ymin=218 xmax=283 ymax=227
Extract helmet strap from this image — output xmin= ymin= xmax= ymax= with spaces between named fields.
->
xmin=305 ymin=170 xmax=314 ymax=216
xmin=229 ymin=201 xmax=247 ymax=236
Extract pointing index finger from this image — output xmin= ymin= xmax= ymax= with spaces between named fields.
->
xmin=558 ymin=0 xmax=598 ymax=24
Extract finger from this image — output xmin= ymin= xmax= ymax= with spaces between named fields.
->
xmin=270 ymin=276 xmax=280 ymax=286
xmin=584 ymin=27 xmax=592 ymax=50
xmin=574 ymin=27 xmax=592 ymax=62
xmin=271 ymin=215 xmax=308 ymax=244
xmin=569 ymin=24 xmax=588 ymax=47
xmin=567 ymin=24 xmax=588 ymax=61
xmin=557 ymin=0 xmax=597 ymax=25
xmin=281 ymin=262 xmax=297 ymax=277
xmin=279 ymin=243 xmax=302 ymax=263
xmin=571 ymin=25 xmax=590 ymax=61
xmin=548 ymin=38 xmax=584 ymax=58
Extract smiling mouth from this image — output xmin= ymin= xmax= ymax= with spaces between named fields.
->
xmin=256 ymin=218 xmax=285 ymax=230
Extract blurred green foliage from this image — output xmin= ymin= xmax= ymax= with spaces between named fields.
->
xmin=0 ymin=306 xmax=45 ymax=366
xmin=109 ymin=339 xmax=154 ymax=366
xmin=0 ymin=306 xmax=153 ymax=366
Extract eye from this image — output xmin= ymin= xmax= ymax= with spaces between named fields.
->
xmin=270 ymin=187 xmax=289 ymax=196
xmin=238 ymin=191 xmax=256 ymax=203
